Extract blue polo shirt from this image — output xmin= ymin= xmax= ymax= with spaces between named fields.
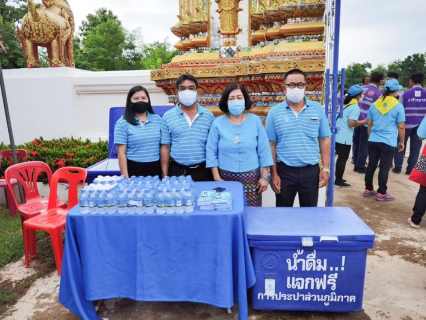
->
xmin=206 ymin=113 xmax=274 ymax=172
xmin=336 ymin=104 xmax=361 ymax=145
xmin=114 ymin=113 xmax=162 ymax=162
xmin=161 ymin=104 xmax=215 ymax=166
xmin=418 ymin=116 xmax=426 ymax=139
xmin=367 ymin=102 xmax=405 ymax=147
xmin=266 ymin=98 xmax=331 ymax=167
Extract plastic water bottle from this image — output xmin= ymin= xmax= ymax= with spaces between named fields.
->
xmin=88 ymin=189 xmax=97 ymax=214
xmin=79 ymin=189 xmax=90 ymax=214
xmin=144 ymin=190 xmax=155 ymax=214
xmin=126 ymin=189 xmax=136 ymax=214
xmin=155 ymin=189 xmax=166 ymax=214
xmin=135 ymin=190 xmax=145 ymax=214
xmin=183 ymin=188 xmax=194 ymax=213
xmin=165 ymin=188 xmax=175 ymax=214
xmin=174 ymin=189 xmax=184 ymax=214
xmin=97 ymin=190 xmax=107 ymax=214
xmin=117 ymin=191 xmax=127 ymax=214
xmin=105 ymin=190 xmax=116 ymax=214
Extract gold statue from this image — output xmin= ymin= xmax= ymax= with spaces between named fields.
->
xmin=216 ymin=0 xmax=242 ymax=45
xmin=17 ymin=0 xmax=75 ymax=68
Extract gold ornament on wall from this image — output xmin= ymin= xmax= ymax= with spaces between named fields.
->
xmin=16 ymin=0 xmax=75 ymax=68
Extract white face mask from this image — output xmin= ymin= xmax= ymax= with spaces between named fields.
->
xmin=286 ymin=88 xmax=305 ymax=103
xmin=178 ymin=90 xmax=197 ymax=107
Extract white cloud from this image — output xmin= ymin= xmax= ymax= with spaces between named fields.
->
xmin=35 ymin=0 xmax=426 ymax=68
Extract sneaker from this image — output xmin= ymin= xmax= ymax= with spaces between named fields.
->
xmin=376 ymin=192 xmax=395 ymax=201
xmin=363 ymin=189 xmax=377 ymax=197
xmin=392 ymin=168 xmax=401 ymax=174
xmin=407 ymin=218 xmax=419 ymax=228
xmin=335 ymin=181 xmax=351 ymax=188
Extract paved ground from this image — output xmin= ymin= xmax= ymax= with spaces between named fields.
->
xmin=1 ymin=160 xmax=426 ymax=320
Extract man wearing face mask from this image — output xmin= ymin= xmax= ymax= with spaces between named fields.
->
xmin=266 ymin=69 xmax=331 ymax=207
xmin=161 ymin=74 xmax=215 ymax=181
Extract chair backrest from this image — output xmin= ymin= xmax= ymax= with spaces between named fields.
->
xmin=5 ymin=161 xmax=53 ymax=204
xmin=0 ymin=149 xmax=28 ymax=169
xmin=48 ymin=167 xmax=87 ymax=210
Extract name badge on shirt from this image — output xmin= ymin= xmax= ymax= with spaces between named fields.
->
xmin=310 ymin=117 xmax=319 ymax=120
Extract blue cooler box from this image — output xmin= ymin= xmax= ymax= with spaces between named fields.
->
xmin=86 ymin=106 xmax=173 ymax=183
xmin=245 ymin=207 xmax=375 ymax=312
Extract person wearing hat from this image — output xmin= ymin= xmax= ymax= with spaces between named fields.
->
xmin=364 ymin=79 xmax=406 ymax=201
xmin=334 ymin=85 xmax=368 ymax=187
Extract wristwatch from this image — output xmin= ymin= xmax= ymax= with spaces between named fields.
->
xmin=322 ymin=168 xmax=330 ymax=174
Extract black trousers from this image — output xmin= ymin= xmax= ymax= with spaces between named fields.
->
xmin=127 ymin=159 xmax=161 ymax=177
xmin=335 ymin=143 xmax=352 ymax=183
xmin=352 ymin=125 xmax=369 ymax=170
xmin=411 ymin=185 xmax=426 ymax=225
xmin=276 ymin=162 xmax=319 ymax=207
xmin=168 ymin=159 xmax=213 ymax=182
xmin=365 ymin=142 xmax=396 ymax=195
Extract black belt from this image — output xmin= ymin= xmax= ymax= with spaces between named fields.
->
xmin=170 ymin=157 xmax=205 ymax=169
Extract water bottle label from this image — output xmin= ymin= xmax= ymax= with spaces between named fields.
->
xmin=117 ymin=204 xmax=126 ymax=208
xmin=88 ymin=201 xmax=95 ymax=207
xmin=128 ymin=200 xmax=139 ymax=206
xmin=176 ymin=200 xmax=182 ymax=206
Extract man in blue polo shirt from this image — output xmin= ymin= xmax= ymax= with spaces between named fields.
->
xmin=161 ymin=74 xmax=215 ymax=181
xmin=266 ymin=68 xmax=331 ymax=207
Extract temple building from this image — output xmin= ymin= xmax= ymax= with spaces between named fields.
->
xmin=151 ymin=0 xmax=326 ymax=118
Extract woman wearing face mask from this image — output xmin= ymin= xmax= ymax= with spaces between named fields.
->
xmin=114 ymin=86 xmax=162 ymax=178
xmin=334 ymin=85 xmax=368 ymax=188
xmin=206 ymin=84 xmax=274 ymax=206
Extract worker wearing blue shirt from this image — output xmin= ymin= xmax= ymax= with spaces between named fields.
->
xmin=364 ymin=79 xmax=406 ymax=201
xmin=407 ymin=115 xmax=426 ymax=228
xmin=266 ymin=68 xmax=332 ymax=207
xmin=114 ymin=86 xmax=162 ymax=178
xmin=161 ymin=74 xmax=215 ymax=181
xmin=206 ymin=84 xmax=273 ymax=206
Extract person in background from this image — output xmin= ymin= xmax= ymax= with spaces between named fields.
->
xmin=206 ymin=84 xmax=273 ymax=206
xmin=364 ymin=79 xmax=405 ymax=201
xmin=407 ymin=116 xmax=426 ymax=228
xmin=387 ymin=71 xmax=399 ymax=80
xmin=362 ymin=75 xmax=371 ymax=86
xmin=160 ymin=74 xmax=215 ymax=181
xmin=393 ymin=71 xmax=426 ymax=175
xmin=335 ymin=85 xmax=368 ymax=187
xmin=114 ymin=86 xmax=162 ymax=178
xmin=336 ymin=84 xmax=348 ymax=105
xmin=266 ymin=68 xmax=331 ymax=207
xmin=353 ymin=71 xmax=384 ymax=174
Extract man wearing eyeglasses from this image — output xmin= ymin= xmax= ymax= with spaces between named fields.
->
xmin=266 ymin=69 xmax=331 ymax=207
xmin=160 ymin=74 xmax=215 ymax=181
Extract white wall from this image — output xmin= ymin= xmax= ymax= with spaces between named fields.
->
xmin=0 ymin=68 xmax=169 ymax=145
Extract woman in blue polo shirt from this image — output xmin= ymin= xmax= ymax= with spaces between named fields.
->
xmin=206 ymin=84 xmax=274 ymax=206
xmin=335 ymin=85 xmax=368 ymax=187
xmin=364 ymin=79 xmax=406 ymax=200
xmin=114 ymin=86 xmax=162 ymax=178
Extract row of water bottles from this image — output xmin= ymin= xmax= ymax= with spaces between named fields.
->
xmin=79 ymin=175 xmax=196 ymax=214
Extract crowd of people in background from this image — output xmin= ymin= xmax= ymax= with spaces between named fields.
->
xmin=112 ymin=68 xmax=426 ymax=229
xmin=335 ymin=70 xmax=426 ymax=228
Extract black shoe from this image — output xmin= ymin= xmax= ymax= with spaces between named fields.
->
xmin=357 ymin=168 xmax=366 ymax=174
xmin=342 ymin=179 xmax=347 ymax=182
xmin=392 ymin=168 xmax=401 ymax=174
xmin=405 ymin=171 xmax=411 ymax=175
xmin=353 ymin=167 xmax=358 ymax=172
xmin=335 ymin=180 xmax=351 ymax=188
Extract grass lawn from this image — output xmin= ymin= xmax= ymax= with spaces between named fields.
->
xmin=0 ymin=205 xmax=55 ymax=315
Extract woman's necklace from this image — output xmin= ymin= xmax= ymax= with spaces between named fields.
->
xmin=229 ymin=113 xmax=245 ymax=144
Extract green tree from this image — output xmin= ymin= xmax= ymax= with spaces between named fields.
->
xmin=344 ymin=62 xmax=372 ymax=86
xmin=395 ymin=53 xmax=426 ymax=87
xmin=0 ymin=0 xmax=27 ymax=69
xmin=371 ymin=63 xmax=387 ymax=76
xmin=140 ymin=40 xmax=179 ymax=70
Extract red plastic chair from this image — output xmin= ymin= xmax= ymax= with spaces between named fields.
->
xmin=0 ymin=149 xmax=28 ymax=217
xmin=23 ymin=167 xmax=87 ymax=275
xmin=5 ymin=161 xmax=67 ymax=257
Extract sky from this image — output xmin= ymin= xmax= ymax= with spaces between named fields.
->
xmin=54 ymin=0 xmax=426 ymax=69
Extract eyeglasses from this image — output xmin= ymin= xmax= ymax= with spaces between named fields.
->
xmin=284 ymin=82 xmax=306 ymax=89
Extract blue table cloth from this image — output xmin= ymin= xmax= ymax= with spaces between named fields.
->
xmin=59 ymin=181 xmax=255 ymax=320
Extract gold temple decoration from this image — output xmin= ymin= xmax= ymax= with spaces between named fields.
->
xmin=152 ymin=0 xmax=326 ymax=117
xmin=17 ymin=0 xmax=75 ymax=68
